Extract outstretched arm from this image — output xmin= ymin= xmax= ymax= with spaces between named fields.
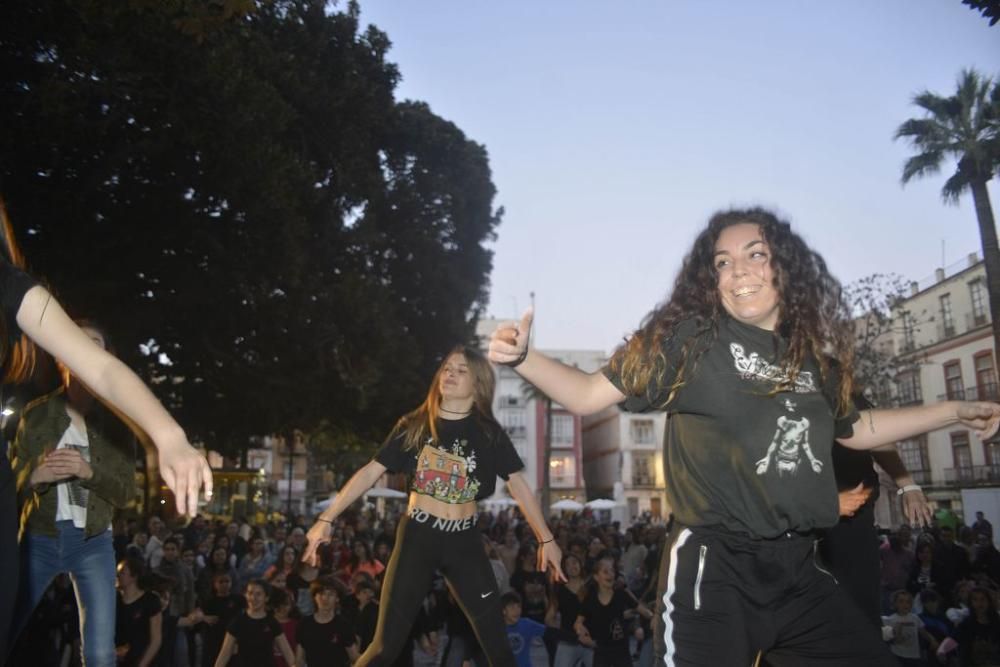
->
xmin=16 ymin=285 xmax=211 ymax=515
xmin=507 ymin=471 xmax=565 ymax=582
xmin=303 ymin=460 xmax=387 ymax=565
xmin=838 ymin=401 xmax=1000 ymax=451
xmin=489 ymin=309 xmax=625 ymax=415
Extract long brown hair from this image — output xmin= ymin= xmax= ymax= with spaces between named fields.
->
xmin=608 ymin=207 xmax=855 ymax=415
xmin=0 ymin=198 xmax=38 ymax=384
xmin=393 ymin=345 xmax=500 ymax=450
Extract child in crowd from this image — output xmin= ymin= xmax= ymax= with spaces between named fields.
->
xmin=270 ymin=587 xmax=298 ymax=667
xmin=575 ymin=558 xmax=651 ymax=667
xmin=917 ymin=589 xmax=955 ymax=644
xmin=956 ymin=587 xmax=1000 ymax=666
xmin=295 ymin=578 xmax=359 ymax=667
xmin=197 ymin=572 xmax=245 ymax=667
xmin=213 ymin=579 xmax=295 ymax=667
xmin=502 ymin=591 xmax=547 ymax=667
xmin=154 ymin=584 xmax=203 ymax=667
xmin=882 ymin=590 xmax=938 ymax=666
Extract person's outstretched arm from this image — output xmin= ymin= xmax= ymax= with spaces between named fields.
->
xmin=16 ymin=284 xmax=211 ymax=515
xmin=488 ymin=309 xmax=624 ymax=415
xmin=838 ymin=401 xmax=1000 ymax=451
xmin=302 ymin=460 xmax=387 ymax=565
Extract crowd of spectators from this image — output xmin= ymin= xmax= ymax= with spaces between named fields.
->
xmin=879 ymin=512 xmax=1000 ymax=666
xmin=15 ymin=503 xmax=1000 ymax=667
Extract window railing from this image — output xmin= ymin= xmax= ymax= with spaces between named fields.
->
xmin=550 ymin=474 xmax=575 ymax=488
xmin=631 ymin=474 xmax=655 ymax=487
xmin=943 ymin=465 xmax=1000 ymax=485
xmin=937 ymin=383 xmax=999 ymax=403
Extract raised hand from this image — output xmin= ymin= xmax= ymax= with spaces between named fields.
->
xmin=488 ymin=308 xmax=533 ymax=367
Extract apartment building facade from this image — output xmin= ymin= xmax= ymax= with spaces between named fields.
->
xmin=476 ymin=318 xmax=603 ymax=502
xmin=876 ymin=253 xmax=998 ymax=525
xmin=581 ymin=407 xmax=669 ymax=521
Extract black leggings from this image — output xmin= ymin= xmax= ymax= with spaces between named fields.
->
xmin=356 ymin=510 xmax=515 ymax=667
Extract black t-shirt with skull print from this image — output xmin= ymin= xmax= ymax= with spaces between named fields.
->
xmin=602 ymin=315 xmax=859 ymax=538
xmin=375 ymin=415 xmax=524 ymax=503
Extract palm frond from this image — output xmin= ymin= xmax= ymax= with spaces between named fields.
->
xmin=901 ymin=151 xmax=944 ymax=184
xmin=941 ymin=169 xmax=971 ymax=204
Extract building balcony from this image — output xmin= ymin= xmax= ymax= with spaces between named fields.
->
xmin=631 ymin=474 xmax=656 ymax=488
xmin=936 ymin=383 xmax=999 ymax=403
xmin=966 ymin=312 xmax=990 ymax=331
xmin=943 ymin=465 xmax=1000 ymax=486
xmin=550 ymin=474 xmax=576 ymax=488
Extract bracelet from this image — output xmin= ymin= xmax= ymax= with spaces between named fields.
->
xmin=539 ymin=538 xmax=554 ymax=545
xmin=317 ymin=517 xmax=334 ymax=524
xmin=896 ymin=484 xmax=922 ymax=496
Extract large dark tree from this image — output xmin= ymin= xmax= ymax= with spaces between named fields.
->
xmin=0 ymin=0 xmax=501 ymax=461
xmin=895 ymin=68 xmax=1000 ymax=363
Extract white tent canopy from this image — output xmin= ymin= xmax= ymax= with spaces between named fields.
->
xmin=550 ymin=498 xmax=584 ymax=511
xmin=585 ymin=498 xmax=618 ymax=510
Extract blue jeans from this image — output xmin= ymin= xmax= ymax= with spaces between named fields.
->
xmin=16 ymin=521 xmax=116 ymax=667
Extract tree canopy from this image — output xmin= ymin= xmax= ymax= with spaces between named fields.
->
xmin=0 ymin=0 xmax=502 ymax=459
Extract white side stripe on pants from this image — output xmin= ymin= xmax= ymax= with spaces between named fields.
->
xmin=663 ymin=528 xmax=693 ymax=667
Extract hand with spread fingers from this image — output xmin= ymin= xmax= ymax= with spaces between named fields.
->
xmin=901 ymin=487 xmax=933 ymax=527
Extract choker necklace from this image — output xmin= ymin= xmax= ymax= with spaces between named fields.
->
xmin=439 ymin=406 xmax=472 ymax=416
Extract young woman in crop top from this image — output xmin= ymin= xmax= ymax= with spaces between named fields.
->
xmin=303 ymin=345 xmax=564 ymax=666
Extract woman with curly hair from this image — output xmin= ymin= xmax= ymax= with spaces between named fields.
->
xmin=489 ymin=207 xmax=1000 ymax=667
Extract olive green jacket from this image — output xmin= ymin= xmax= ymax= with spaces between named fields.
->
xmin=11 ymin=388 xmax=134 ymax=538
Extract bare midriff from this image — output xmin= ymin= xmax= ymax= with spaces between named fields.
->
xmin=408 ymin=492 xmax=477 ymax=521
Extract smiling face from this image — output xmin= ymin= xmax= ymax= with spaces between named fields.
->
xmin=245 ymin=582 xmax=267 ymax=612
xmin=714 ymin=223 xmax=780 ymax=331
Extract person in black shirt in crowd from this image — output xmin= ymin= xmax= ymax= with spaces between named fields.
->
xmin=509 ymin=542 xmax=550 ymax=624
xmin=489 ymin=207 xmax=1000 ymax=666
xmin=0 ymin=203 xmax=211 ymax=662
xmin=935 ymin=525 xmax=972 ymax=603
xmin=213 ymin=579 xmax=295 ymax=667
xmin=575 ymin=557 xmax=651 ymax=667
xmin=197 ymin=571 xmax=245 ymax=667
xmin=115 ymin=555 xmax=162 ymax=667
xmin=956 ymin=586 xmax=1000 ymax=666
xmin=304 ymin=346 xmax=564 ymax=667
xmin=296 ymin=577 xmax=359 ymax=667
xmin=973 ymin=511 xmax=994 ymax=542
xmin=549 ymin=553 xmax=593 ymax=667
xmin=818 ymin=394 xmax=933 ymax=626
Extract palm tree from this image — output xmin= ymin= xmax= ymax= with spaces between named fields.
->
xmin=895 ymin=68 xmax=1000 ymax=361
